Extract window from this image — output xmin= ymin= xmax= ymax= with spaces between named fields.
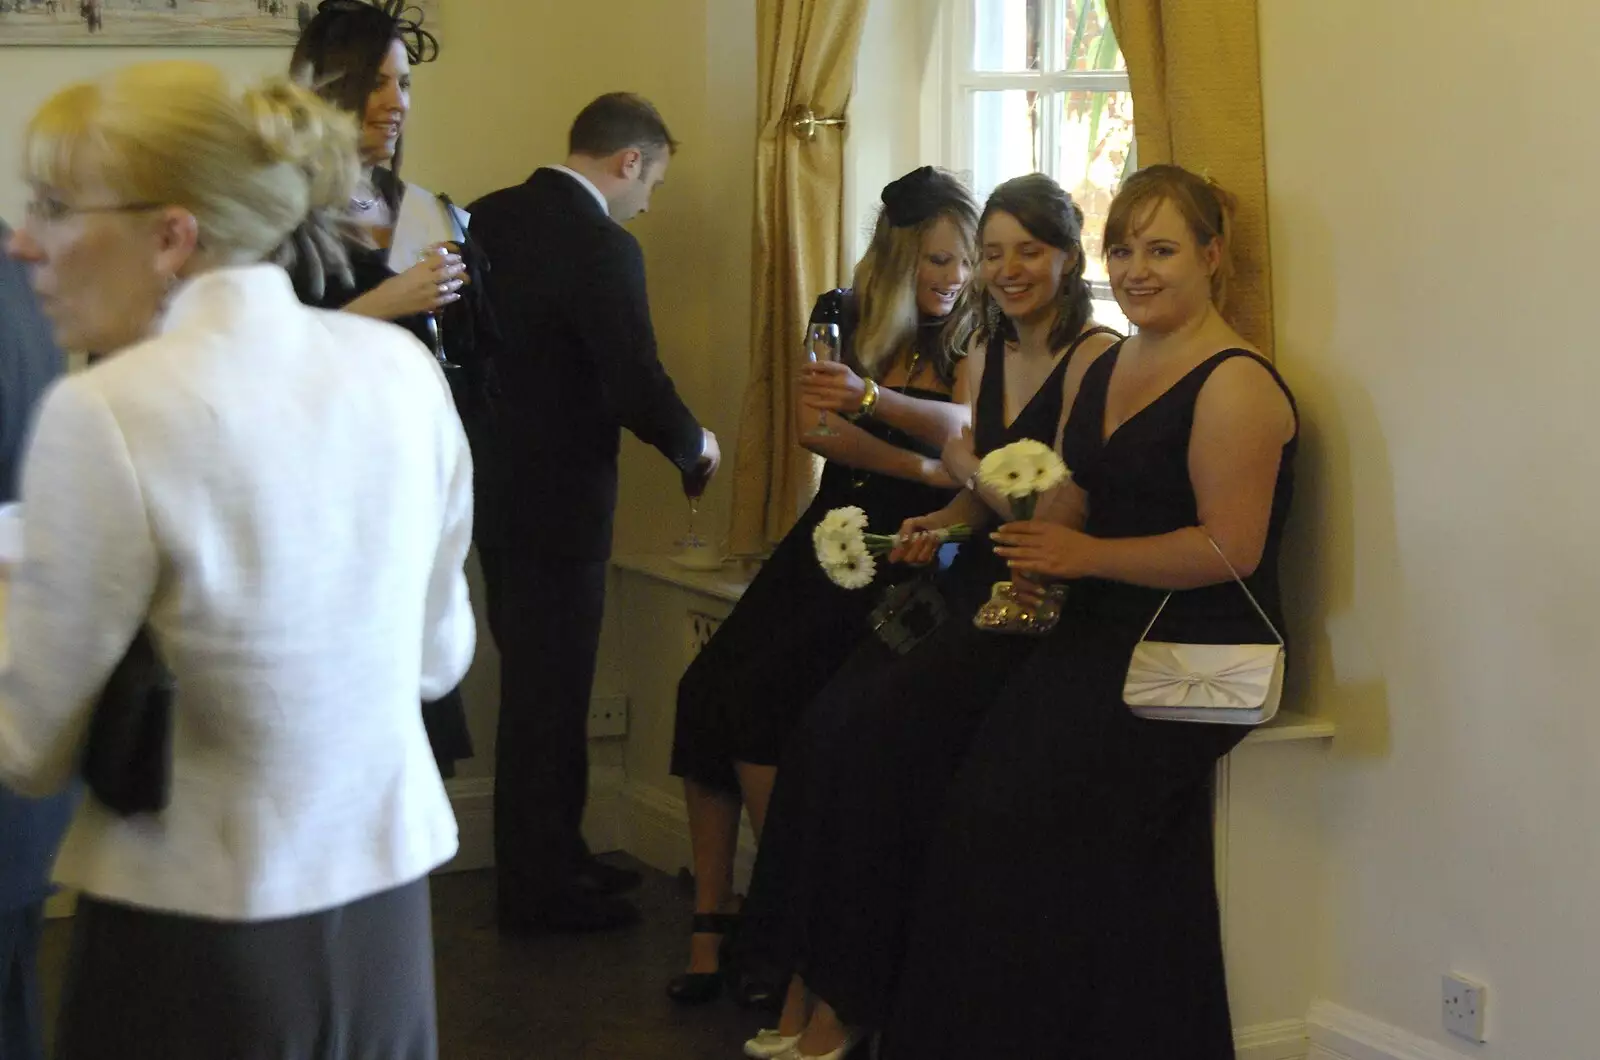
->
xmin=942 ymin=0 xmax=1135 ymax=331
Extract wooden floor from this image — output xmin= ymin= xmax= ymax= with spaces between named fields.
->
xmin=39 ymin=859 xmax=769 ymax=1060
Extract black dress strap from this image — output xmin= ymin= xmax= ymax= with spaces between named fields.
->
xmin=1068 ymin=325 xmax=1123 ymax=352
xmin=1168 ymin=349 xmax=1300 ymax=439
xmin=974 ymin=325 xmax=1124 ymax=454
xmin=971 ymin=329 xmax=1009 ymax=455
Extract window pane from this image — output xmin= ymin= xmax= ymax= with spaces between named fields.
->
xmin=973 ymin=0 xmax=1043 ymax=72
xmin=1091 ymin=295 xmax=1131 ymax=336
xmin=970 ymin=90 xmax=1043 ymax=202
xmin=1060 ymin=0 xmax=1125 ymax=73
xmin=1053 ymin=89 xmax=1135 ymax=283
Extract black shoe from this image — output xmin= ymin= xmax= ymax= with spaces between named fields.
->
xmin=499 ymin=890 xmax=641 ymax=936
xmin=666 ymin=912 xmax=738 ymax=1005
xmin=733 ymin=968 xmax=784 ymax=1011
xmin=574 ymin=856 xmax=643 ymax=896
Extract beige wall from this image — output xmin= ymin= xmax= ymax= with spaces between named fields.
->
xmin=0 ymin=0 xmax=757 ymax=776
xmin=406 ymin=0 xmax=757 ymax=563
xmin=842 ymin=0 xmax=940 ymax=265
xmin=1262 ymin=1 xmax=1599 ymax=1054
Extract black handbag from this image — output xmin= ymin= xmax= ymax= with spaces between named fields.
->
xmin=82 ymin=627 xmax=174 ymax=816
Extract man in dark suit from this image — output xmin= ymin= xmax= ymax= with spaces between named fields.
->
xmin=470 ymin=94 xmax=719 ymax=934
xmin=0 ymin=220 xmax=72 ymax=1060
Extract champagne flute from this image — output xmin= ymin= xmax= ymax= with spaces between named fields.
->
xmin=804 ymin=320 xmax=840 ymax=437
xmin=423 ymin=245 xmax=461 ymax=371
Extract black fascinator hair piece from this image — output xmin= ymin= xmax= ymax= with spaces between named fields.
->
xmin=881 ymin=165 xmax=944 ymax=228
xmin=314 ymin=0 xmax=439 ymax=64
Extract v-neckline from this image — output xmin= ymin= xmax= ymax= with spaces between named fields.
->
xmin=1099 ymin=347 xmax=1246 ymax=447
xmin=1000 ymin=343 xmax=1073 ymax=431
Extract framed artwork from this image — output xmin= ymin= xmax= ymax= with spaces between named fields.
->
xmin=0 ymin=0 xmax=439 ymax=47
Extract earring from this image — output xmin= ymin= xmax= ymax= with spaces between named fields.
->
xmin=984 ymin=297 xmax=1002 ymax=329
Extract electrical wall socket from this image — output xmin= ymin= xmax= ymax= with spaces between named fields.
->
xmin=587 ymin=694 xmax=628 ymax=739
xmin=1442 ymin=972 xmax=1487 ymax=1043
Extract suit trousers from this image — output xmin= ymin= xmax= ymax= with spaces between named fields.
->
xmin=0 ymin=902 xmax=45 ymax=1060
xmin=479 ymin=546 xmax=608 ymax=910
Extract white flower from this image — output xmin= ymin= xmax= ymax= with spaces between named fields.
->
xmin=815 ymin=528 xmax=868 ymax=568
xmin=977 ymin=439 xmax=1069 ymax=499
xmin=825 ymin=550 xmax=877 ymax=590
xmin=819 ymin=506 xmax=869 ymax=536
xmin=1030 ymin=450 xmax=1068 ymax=493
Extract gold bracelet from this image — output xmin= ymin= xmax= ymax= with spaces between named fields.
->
xmin=856 ymin=378 xmax=881 ymax=419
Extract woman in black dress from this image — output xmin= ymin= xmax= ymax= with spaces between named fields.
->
xmin=290 ymin=0 xmax=483 ymax=778
xmin=667 ymin=168 xmax=979 ymax=1004
xmin=739 ymin=174 xmax=1120 ymax=1060
xmin=882 ymin=166 xmax=1298 ymax=1059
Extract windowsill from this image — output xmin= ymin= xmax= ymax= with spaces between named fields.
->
xmin=1240 ymin=710 xmax=1335 ymax=745
xmin=610 ymin=554 xmax=1336 ymax=746
xmin=612 ymin=553 xmax=755 ymax=604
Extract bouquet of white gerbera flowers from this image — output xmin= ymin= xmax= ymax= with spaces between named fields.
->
xmin=812 ymin=506 xmax=970 ymax=590
xmin=970 ymin=440 xmax=1071 ymax=636
xmin=975 ymin=439 xmax=1069 ymax=520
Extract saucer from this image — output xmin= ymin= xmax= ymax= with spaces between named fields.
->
xmin=670 ymin=546 xmax=725 ymax=572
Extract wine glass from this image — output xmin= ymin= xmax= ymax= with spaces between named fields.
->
xmin=676 ymin=497 xmax=706 ymax=552
xmin=672 ymin=461 xmax=718 ymax=570
xmin=804 ymin=320 xmax=840 ymax=437
xmin=677 ymin=470 xmax=707 ymax=551
xmin=422 ymin=246 xmax=461 ymax=371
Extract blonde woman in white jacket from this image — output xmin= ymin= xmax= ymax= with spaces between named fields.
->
xmin=0 ymin=61 xmax=474 ymax=1060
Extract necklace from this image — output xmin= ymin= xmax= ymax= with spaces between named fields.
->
xmin=350 ymin=173 xmax=381 ymax=213
xmin=901 ymin=346 xmax=924 ymax=389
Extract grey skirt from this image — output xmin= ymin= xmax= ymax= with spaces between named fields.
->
xmin=56 ymin=878 xmax=436 ymax=1060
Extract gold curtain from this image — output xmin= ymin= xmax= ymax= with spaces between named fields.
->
xmin=1105 ymin=0 xmax=1274 ymax=357
xmin=727 ymin=0 xmax=868 ymax=556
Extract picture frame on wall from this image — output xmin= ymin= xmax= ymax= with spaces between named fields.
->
xmin=0 ymin=0 xmax=439 ymax=48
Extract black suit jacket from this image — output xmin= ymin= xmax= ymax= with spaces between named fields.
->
xmin=468 ymin=169 xmax=703 ymax=559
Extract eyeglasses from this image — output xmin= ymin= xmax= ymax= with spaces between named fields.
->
xmin=22 ymin=198 xmax=164 ymax=226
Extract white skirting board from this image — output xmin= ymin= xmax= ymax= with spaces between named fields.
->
xmin=618 ymin=780 xmax=758 ymax=890
xmin=436 ymin=775 xmax=495 ymax=873
xmin=1237 ymin=1021 xmax=1311 ymax=1060
xmin=437 ymin=764 xmax=628 ymax=875
xmin=1307 ymin=1001 xmax=1477 ymax=1060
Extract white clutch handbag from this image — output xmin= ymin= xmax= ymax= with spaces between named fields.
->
xmin=1123 ymin=535 xmax=1284 ymax=725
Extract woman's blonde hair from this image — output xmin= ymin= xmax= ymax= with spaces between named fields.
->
xmin=24 ymin=61 xmax=359 ymax=295
xmin=851 ymin=168 xmax=980 ymax=386
xmin=1103 ymin=164 xmax=1237 ymax=309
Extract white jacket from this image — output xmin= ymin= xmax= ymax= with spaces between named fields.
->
xmin=0 ymin=264 xmax=475 ymax=921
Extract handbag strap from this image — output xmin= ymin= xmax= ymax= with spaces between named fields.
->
xmin=1135 ymin=532 xmax=1285 ymax=647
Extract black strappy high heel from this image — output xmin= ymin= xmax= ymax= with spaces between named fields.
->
xmin=666 ymin=912 xmax=738 ymax=1005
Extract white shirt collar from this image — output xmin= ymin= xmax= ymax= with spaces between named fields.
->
xmin=546 ymin=165 xmax=610 ymax=217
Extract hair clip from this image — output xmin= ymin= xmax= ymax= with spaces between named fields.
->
xmin=881 ymin=166 xmax=942 ymax=228
xmin=315 ymin=0 xmax=439 ymax=63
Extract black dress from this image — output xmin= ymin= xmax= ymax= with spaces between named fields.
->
xmin=291 ymin=181 xmax=478 ymax=779
xmin=670 ymin=290 xmax=957 ymax=794
xmin=882 ymin=347 xmax=1298 ymax=1059
xmin=735 ymin=325 xmax=1119 ymax=1026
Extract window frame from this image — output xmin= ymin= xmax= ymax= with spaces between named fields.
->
xmin=938 ymin=0 xmax=1132 ymax=307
